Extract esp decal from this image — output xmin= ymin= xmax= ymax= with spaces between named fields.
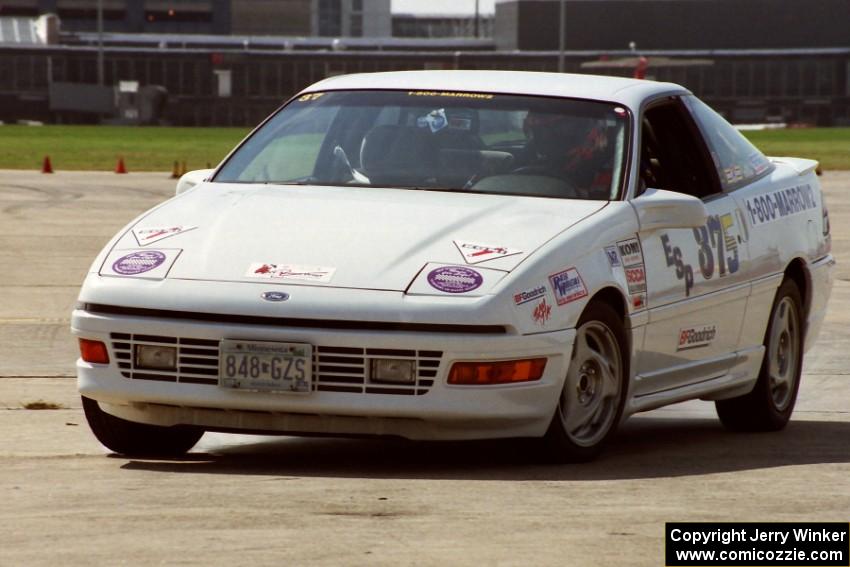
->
xmin=549 ymin=268 xmax=587 ymax=306
xmin=677 ymin=325 xmax=717 ymax=350
xmin=660 ymin=213 xmax=741 ymax=297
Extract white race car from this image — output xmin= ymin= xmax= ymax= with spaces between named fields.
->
xmin=73 ymin=71 xmax=834 ymax=461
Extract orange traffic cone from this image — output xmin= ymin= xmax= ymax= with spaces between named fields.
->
xmin=41 ymin=155 xmax=53 ymax=174
xmin=115 ymin=156 xmax=127 ymax=174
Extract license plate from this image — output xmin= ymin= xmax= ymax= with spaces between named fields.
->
xmin=219 ymin=340 xmax=312 ymax=393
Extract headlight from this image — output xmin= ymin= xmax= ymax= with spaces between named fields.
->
xmin=134 ymin=345 xmax=177 ymax=371
xmin=370 ymin=359 xmax=416 ymax=384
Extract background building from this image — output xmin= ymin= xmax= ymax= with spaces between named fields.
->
xmin=0 ymin=0 xmax=847 ymax=127
xmin=0 ymin=0 xmax=391 ymax=36
xmin=314 ymin=0 xmax=391 ymax=38
xmin=495 ymin=0 xmax=850 ymax=51
xmin=392 ymin=13 xmax=493 ymax=38
xmin=1 ymin=0 xmax=232 ymax=34
xmin=232 ymin=0 xmax=312 ymax=36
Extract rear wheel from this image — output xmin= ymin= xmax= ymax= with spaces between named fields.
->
xmin=82 ymin=396 xmax=203 ymax=457
xmin=715 ymin=278 xmax=804 ymax=431
xmin=540 ymin=302 xmax=628 ymax=462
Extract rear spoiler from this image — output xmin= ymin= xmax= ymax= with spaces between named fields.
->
xmin=769 ymin=157 xmax=822 ymax=176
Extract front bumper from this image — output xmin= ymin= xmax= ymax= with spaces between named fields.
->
xmin=73 ymin=308 xmax=576 ymax=440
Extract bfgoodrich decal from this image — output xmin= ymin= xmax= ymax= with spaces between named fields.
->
xmin=513 ymin=285 xmax=547 ymax=306
xmin=677 ymin=325 xmax=717 ymax=350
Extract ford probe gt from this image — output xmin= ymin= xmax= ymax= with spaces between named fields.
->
xmin=73 ymin=71 xmax=834 ymax=462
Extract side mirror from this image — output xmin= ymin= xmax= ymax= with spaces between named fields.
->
xmin=175 ymin=169 xmax=215 ymax=195
xmin=631 ymin=188 xmax=708 ymax=230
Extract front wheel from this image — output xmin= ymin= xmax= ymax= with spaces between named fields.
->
xmin=82 ymin=396 xmax=203 ymax=457
xmin=715 ymin=278 xmax=804 ymax=431
xmin=540 ymin=302 xmax=628 ymax=463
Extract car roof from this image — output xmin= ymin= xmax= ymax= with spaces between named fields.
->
xmin=304 ymin=70 xmax=689 ymax=108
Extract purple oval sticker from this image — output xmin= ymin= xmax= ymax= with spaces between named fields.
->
xmin=112 ymin=251 xmax=166 ymax=275
xmin=427 ymin=266 xmax=483 ymax=294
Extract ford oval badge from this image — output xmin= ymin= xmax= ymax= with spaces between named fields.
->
xmin=261 ymin=291 xmax=290 ymax=302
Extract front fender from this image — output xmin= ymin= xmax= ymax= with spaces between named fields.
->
xmin=492 ymin=202 xmax=642 ymax=335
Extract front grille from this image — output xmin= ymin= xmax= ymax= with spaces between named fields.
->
xmin=110 ymin=333 xmax=441 ymax=396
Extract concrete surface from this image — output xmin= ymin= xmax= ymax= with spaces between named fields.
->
xmin=1 ymin=170 xmax=848 ymax=566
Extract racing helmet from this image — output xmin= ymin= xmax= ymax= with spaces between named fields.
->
xmin=523 ymin=111 xmax=599 ymax=160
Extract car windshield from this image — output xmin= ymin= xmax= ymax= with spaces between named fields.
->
xmin=215 ymin=90 xmax=630 ymax=200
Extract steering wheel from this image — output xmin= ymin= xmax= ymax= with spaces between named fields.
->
xmin=333 ymin=146 xmax=370 ymax=184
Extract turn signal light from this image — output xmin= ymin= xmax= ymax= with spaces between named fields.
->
xmin=79 ymin=339 xmax=110 ymax=364
xmin=448 ymin=358 xmax=547 ymax=385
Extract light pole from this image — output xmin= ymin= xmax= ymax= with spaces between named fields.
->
xmin=97 ymin=0 xmax=104 ymax=85
xmin=557 ymin=0 xmax=566 ymax=72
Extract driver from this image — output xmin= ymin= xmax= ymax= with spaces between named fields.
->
xmin=523 ymin=111 xmax=613 ymax=198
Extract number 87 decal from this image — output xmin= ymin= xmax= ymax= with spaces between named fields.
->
xmin=662 ymin=212 xmax=740 ymax=297
xmin=693 ymin=213 xmax=740 ymax=280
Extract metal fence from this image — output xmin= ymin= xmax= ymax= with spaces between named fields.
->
xmin=1 ymin=45 xmax=848 ymax=126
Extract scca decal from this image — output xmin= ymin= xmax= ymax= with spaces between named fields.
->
xmin=625 ymin=266 xmax=646 ymax=289
xmin=661 ymin=213 xmax=740 ymax=297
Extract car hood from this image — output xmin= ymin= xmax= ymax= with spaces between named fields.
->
xmin=113 ymin=182 xmax=606 ymax=291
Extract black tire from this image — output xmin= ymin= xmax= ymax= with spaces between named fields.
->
xmin=82 ymin=396 xmax=203 ymax=457
xmin=715 ymin=278 xmax=804 ymax=431
xmin=539 ymin=301 xmax=628 ymax=463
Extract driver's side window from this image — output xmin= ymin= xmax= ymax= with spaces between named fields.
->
xmin=639 ymin=99 xmax=720 ymax=200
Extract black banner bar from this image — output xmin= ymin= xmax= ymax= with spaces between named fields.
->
xmin=666 ymin=522 xmax=849 ymax=566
